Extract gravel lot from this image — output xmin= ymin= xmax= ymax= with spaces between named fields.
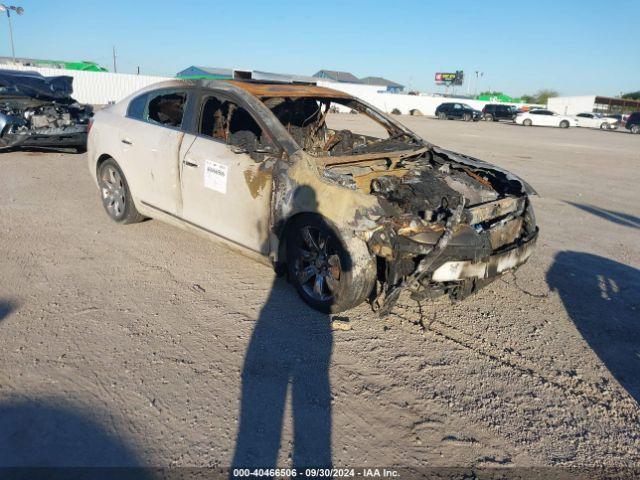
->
xmin=0 ymin=116 xmax=638 ymax=469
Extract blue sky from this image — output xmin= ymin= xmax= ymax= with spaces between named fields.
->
xmin=3 ymin=0 xmax=638 ymax=96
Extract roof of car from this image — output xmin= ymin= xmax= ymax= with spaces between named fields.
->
xmin=225 ymin=80 xmax=352 ymax=99
xmin=126 ymin=78 xmax=353 ymax=101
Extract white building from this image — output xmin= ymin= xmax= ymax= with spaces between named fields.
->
xmin=548 ymin=95 xmax=640 ymax=115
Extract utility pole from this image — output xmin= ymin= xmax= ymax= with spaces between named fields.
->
xmin=474 ymin=71 xmax=484 ymax=97
xmin=0 ymin=4 xmax=24 ymax=62
xmin=112 ymin=46 xmax=117 ymax=73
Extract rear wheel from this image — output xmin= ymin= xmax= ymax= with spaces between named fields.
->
xmin=600 ymin=122 xmax=609 ymax=130
xmin=484 ymin=113 xmax=494 ymax=121
xmin=285 ymin=215 xmax=375 ymax=313
xmin=523 ymin=119 xmax=532 ymax=126
xmin=560 ymin=120 xmax=570 ymax=128
xmin=463 ymin=113 xmax=472 ymax=122
xmin=97 ymin=158 xmax=144 ymax=224
xmin=438 ymin=112 xmax=447 ymax=120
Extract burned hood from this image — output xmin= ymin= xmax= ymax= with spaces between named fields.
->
xmin=433 ymin=146 xmax=538 ymax=196
xmin=0 ymin=69 xmax=75 ymax=102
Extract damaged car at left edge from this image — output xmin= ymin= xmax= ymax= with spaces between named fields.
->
xmin=0 ymin=69 xmax=92 ymax=150
xmin=87 ymin=79 xmax=539 ymax=315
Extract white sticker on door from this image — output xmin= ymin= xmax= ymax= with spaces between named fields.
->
xmin=204 ymin=160 xmax=228 ymax=194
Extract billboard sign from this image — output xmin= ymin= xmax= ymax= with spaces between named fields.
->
xmin=435 ymin=71 xmax=464 ymax=86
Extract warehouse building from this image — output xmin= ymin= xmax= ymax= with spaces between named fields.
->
xmin=548 ymin=95 xmax=640 ymax=115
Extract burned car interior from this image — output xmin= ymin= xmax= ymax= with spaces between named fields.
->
xmin=263 ymin=96 xmax=422 ymax=157
xmin=198 ymin=94 xmax=278 ymax=156
xmin=147 ymin=92 xmax=186 ymax=127
xmin=0 ymin=69 xmax=92 ymax=149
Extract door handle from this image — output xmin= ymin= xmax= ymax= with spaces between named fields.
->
xmin=183 ymin=160 xmax=198 ymax=168
xmin=121 ymin=139 xmax=132 ymax=145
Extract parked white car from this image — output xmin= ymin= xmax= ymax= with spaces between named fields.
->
xmin=574 ymin=112 xmax=617 ymax=130
xmin=515 ymin=109 xmax=576 ymax=128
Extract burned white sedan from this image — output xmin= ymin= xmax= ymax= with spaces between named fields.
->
xmin=88 ymin=80 xmax=538 ymax=314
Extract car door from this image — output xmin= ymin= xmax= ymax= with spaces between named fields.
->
xmin=118 ymin=88 xmax=192 ymax=215
xmin=179 ymin=91 xmax=279 ymax=255
xmin=576 ymin=113 xmax=594 ymax=128
xmin=576 ymin=113 xmax=587 ymax=127
xmin=538 ymin=110 xmax=555 ymax=126
xmin=528 ymin=111 xmax=542 ymax=125
xmin=452 ymin=103 xmax=463 ymax=119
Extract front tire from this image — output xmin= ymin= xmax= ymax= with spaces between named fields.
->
xmin=484 ymin=114 xmax=494 ymax=121
xmin=97 ymin=158 xmax=144 ymax=224
xmin=560 ymin=120 xmax=570 ymax=128
xmin=523 ymin=119 xmax=532 ymax=126
xmin=631 ymin=125 xmax=640 ymax=134
xmin=463 ymin=113 xmax=472 ymax=122
xmin=285 ymin=215 xmax=375 ymax=313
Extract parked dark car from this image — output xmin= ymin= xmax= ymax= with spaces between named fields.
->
xmin=0 ymin=69 xmax=92 ymax=150
xmin=624 ymin=112 xmax=640 ymax=134
xmin=482 ymin=104 xmax=517 ymax=122
xmin=435 ymin=102 xmax=482 ymax=121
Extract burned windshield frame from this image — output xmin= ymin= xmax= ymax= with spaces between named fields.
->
xmin=260 ymin=95 xmax=423 ymax=156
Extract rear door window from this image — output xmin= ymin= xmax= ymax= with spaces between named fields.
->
xmin=127 ymin=93 xmax=148 ymax=120
xmin=145 ymin=90 xmax=187 ymax=128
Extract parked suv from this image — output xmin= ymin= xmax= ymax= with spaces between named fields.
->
xmin=435 ymin=102 xmax=482 ymax=121
xmin=625 ymin=112 xmax=640 ymax=134
xmin=482 ymin=104 xmax=516 ymax=122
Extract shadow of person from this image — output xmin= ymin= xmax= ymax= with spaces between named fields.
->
xmin=566 ymin=201 xmax=640 ymax=230
xmin=231 ymin=278 xmax=333 ymax=469
xmin=232 ymin=186 xmax=345 ymax=470
xmin=547 ymin=251 xmax=640 ymax=402
xmin=0 ymin=398 xmax=144 ymax=467
xmin=0 ymin=301 xmax=14 ymax=323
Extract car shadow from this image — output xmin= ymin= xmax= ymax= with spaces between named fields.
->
xmin=566 ymin=201 xmax=640 ymax=230
xmin=0 ymin=146 xmax=84 ymax=155
xmin=0 ymin=398 xmax=145 ymax=468
xmin=547 ymin=251 xmax=640 ymax=402
xmin=232 ymin=186 xmax=343 ymax=470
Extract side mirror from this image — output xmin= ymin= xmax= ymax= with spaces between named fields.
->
xmin=254 ymin=144 xmax=279 ymax=154
xmin=230 ymin=145 xmax=248 ymax=154
xmin=229 ymin=143 xmax=280 ymax=156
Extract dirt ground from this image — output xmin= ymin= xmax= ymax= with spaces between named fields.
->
xmin=0 ymin=116 xmax=639 ymax=470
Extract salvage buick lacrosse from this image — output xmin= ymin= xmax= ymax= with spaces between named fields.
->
xmin=88 ymin=80 xmax=538 ymax=313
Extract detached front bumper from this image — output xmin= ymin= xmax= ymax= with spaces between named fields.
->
xmin=431 ymin=230 xmax=537 ymax=282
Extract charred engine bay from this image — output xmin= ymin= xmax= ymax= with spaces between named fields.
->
xmin=0 ymin=98 xmax=92 ymax=148
xmin=322 ymin=149 xmax=537 ymax=308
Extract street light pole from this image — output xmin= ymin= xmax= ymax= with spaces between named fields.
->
xmin=0 ymin=4 xmax=24 ymax=62
xmin=6 ymin=9 xmax=15 ymax=60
